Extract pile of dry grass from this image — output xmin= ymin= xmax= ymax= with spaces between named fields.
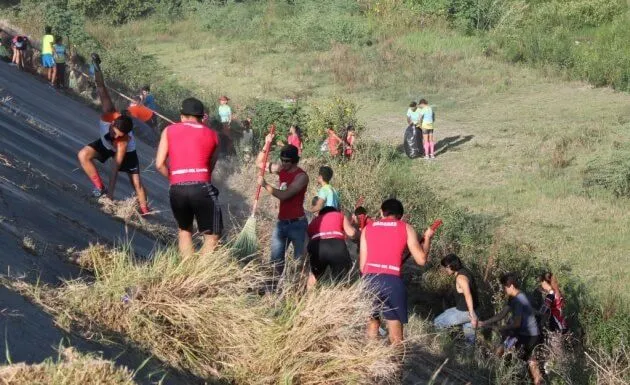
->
xmin=98 ymin=197 xmax=174 ymax=241
xmin=14 ymin=244 xmax=401 ymax=384
xmin=0 ymin=348 xmax=137 ymax=385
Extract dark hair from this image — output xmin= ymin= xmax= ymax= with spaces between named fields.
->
xmin=381 ymin=198 xmax=404 ymax=219
xmin=114 ymin=115 xmax=133 ymax=135
xmin=132 ymin=95 xmax=142 ymax=103
xmin=539 ymin=271 xmax=562 ymax=298
xmin=16 ymin=36 xmax=24 ymax=43
xmin=319 ymin=206 xmax=338 ymax=216
xmin=142 ymin=85 xmax=150 ymax=92
xmin=354 ymin=206 xmax=367 ymax=216
xmin=500 ymin=273 xmax=519 ymax=289
xmin=280 ymin=144 xmax=299 ymax=164
xmin=319 ymin=166 xmax=333 ymax=183
xmin=326 ymin=121 xmax=333 ymax=128
xmin=291 ymin=124 xmax=302 ymax=140
xmin=45 ymin=26 xmax=52 ymax=34
xmin=409 ymin=101 xmax=417 ymax=108
xmin=419 ymin=98 xmax=428 ymax=105
xmin=346 ymin=124 xmax=355 ymax=132
xmin=311 ymin=196 xmax=319 ymax=207
xmin=440 ymin=254 xmax=463 ymax=271
xmin=55 ymin=36 xmax=63 ymax=44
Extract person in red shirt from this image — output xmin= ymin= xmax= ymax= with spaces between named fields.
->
xmin=306 ymin=202 xmax=357 ymax=289
xmin=326 ymin=123 xmax=343 ymax=157
xmin=360 ymin=198 xmax=435 ymax=345
xmin=257 ymin=134 xmax=309 ymax=276
xmin=538 ymin=271 xmax=567 ymax=334
xmin=287 ymin=124 xmax=303 ymax=156
xmin=156 ymin=97 xmax=222 ymax=258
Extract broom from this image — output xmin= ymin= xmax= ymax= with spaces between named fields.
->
xmin=233 ymin=124 xmax=276 ymax=261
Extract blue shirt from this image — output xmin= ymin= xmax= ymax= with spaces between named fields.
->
xmin=407 ymin=108 xmax=421 ymax=124
xmin=144 ymin=94 xmax=157 ymax=111
xmin=509 ymin=293 xmax=539 ymax=337
xmin=317 ymin=185 xmax=340 ymax=209
xmin=420 ymin=106 xmax=433 ymax=124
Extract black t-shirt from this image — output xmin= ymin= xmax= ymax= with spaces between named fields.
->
xmin=455 ymin=268 xmax=478 ymax=311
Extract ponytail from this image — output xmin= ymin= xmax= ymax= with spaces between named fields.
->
xmin=540 ymin=271 xmax=563 ymax=300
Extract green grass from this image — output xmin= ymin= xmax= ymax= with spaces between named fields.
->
xmin=81 ymin=1 xmax=630 ymax=302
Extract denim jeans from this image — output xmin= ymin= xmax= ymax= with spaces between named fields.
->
xmin=434 ymin=307 xmax=475 ymax=344
xmin=270 ymin=217 xmax=308 ymax=275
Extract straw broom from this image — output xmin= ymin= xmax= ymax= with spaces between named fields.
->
xmin=233 ymin=124 xmax=276 ymax=261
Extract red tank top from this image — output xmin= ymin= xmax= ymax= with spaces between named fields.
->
xmin=363 ymin=218 xmax=408 ymax=277
xmin=278 ymin=167 xmax=307 ymax=220
xmin=308 ymin=211 xmax=345 ymax=240
xmin=166 ymin=122 xmax=219 ymax=185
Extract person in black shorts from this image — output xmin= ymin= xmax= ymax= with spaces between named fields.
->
xmin=306 ymin=199 xmax=357 ymax=289
xmin=156 ymin=98 xmax=222 ymax=257
xmin=77 ymin=53 xmax=150 ymax=214
xmin=480 ymin=273 xmax=543 ymax=385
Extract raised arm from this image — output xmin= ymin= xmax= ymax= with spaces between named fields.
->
xmin=406 ymin=224 xmax=434 ymax=266
xmin=359 ymin=229 xmax=368 ymax=273
xmin=256 ymin=133 xmax=280 ymax=174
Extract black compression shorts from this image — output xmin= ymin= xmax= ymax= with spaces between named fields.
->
xmin=88 ymin=139 xmax=139 ymax=174
xmin=307 ymin=238 xmax=352 ymax=281
xmin=169 ymin=182 xmax=223 ymax=235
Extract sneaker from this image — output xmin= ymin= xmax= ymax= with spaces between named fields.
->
xmin=139 ymin=205 xmax=151 ymax=216
xmin=378 ymin=326 xmax=388 ymax=337
xmin=424 ymin=155 xmax=430 ymax=160
xmin=91 ymin=187 xmax=107 ymax=198
xmin=91 ymin=53 xmax=101 ymax=72
xmin=430 ymin=154 xmax=435 ymax=159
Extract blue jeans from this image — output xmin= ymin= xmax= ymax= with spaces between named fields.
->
xmin=270 ymin=218 xmax=308 ymax=275
xmin=434 ymin=307 xmax=475 ymax=344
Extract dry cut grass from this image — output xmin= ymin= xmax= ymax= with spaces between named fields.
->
xmin=12 ymin=244 xmax=402 ymax=384
xmin=0 ymin=348 xmax=137 ymax=385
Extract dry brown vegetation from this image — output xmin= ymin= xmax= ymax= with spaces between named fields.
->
xmin=0 ymin=348 xmax=137 ymax=385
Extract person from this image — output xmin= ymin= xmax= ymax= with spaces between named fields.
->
xmin=306 ymin=202 xmax=357 ymax=289
xmin=406 ymin=101 xmax=421 ymax=128
xmin=434 ymin=254 xmax=479 ymax=344
xmin=77 ymin=54 xmax=150 ymax=215
xmin=479 ymin=273 xmax=543 ymax=385
xmin=418 ymin=99 xmax=435 ymax=159
xmin=287 ymin=124 xmax=303 ymax=156
xmin=326 ymin=123 xmax=343 ymax=157
xmin=156 ymin=97 xmax=222 ymax=258
xmin=51 ymin=36 xmax=66 ymax=88
xmin=538 ymin=271 xmax=567 ymax=334
xmin=257 ymin=137 xmax=309 ymax=276
xmin=11 ymin=35 xmax=28 ymax=70
xmin=240 ymin=117 xmax=254 ymax=161
xmin=140 ymin=85 xmax=157 ymax=129
xmin=352 ymin=206 xmax=372 ymax=232
xmin=360 ymin=198 xmax=435 ymax=345
xmin=218 ymin=95 xmax=233 ymax=153
xmin=343 ymin=125 xmax=356 ymax=159
xmin=41 ymin=26 xmax=55 ymax=85
xmin=309 ymin=166 xmax=340 ymax=213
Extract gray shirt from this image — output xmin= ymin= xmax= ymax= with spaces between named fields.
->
xmin=509 ymin=293 xmax=539 ymax=336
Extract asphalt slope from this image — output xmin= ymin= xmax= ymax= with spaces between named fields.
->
xmin=0 ymin=62 xmax=244 ymax=384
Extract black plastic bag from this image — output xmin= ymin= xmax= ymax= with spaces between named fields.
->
xmin=403 ymin=124 xmax=422 ymax=158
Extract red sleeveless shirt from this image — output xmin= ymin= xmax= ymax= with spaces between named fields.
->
xmin=363 ymin=218 xmax=408 ymax=277
xmin=278 ymin=167 xmax=307 ymax=220
xmin=166 ymin=122 xmax=219 ymax=185
xmin=307 ymin=211 xmax=345 ymax=240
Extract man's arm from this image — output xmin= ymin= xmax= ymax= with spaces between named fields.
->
xmin=359 ymin=230 xmax=368 ymax=273
xmin=479 ymin=305 xmax=510 ymax=327
xmin=155 ymin=128 xmax=169 ymax=178
xmin=406 ymin=224 xmax=434 ymax=266
xmin=343 ymin=215 xmax=357 ymax=240
xmin=255 ymin=133 xmax=280 ymax=174
xmin=309 ymin=197 xmax=325 ymax=213
xmin=458 ymin=274 xmax=478 ymax=328
xmin=260 ymin=173 xmax=308 ymax=201
xmin=107 ymin=142 xmax=127 ymax=198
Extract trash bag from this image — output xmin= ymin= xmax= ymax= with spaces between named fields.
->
xmin=403 ymin=124 xmax=422 ymax=158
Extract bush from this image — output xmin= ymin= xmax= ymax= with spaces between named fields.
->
xmin=306 ymin=96 xmax=364 ymax=144
xmin=583 ymin=151 xmax=630 ymax=198
xmin=248 ymin=99 xmax=307 ymax=152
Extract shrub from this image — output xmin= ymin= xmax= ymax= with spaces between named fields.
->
xmin=249 ymin=99 xmax=307 ymax=152
xmin=306 ymin=96 xmax=364 ymax=143
xmin=583 ymin=151 xmax=630 ymax=198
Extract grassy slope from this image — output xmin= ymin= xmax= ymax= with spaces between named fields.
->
xmin=93 ymin=12 xmax=630 ymax=298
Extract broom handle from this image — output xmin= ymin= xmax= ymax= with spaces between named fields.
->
xmin=251 ymin=124 xmax=276 ymax=217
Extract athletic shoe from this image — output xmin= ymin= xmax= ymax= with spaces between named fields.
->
xmin=139 ymin=205 xmax=151 ymax=216
xmin=91 ymin=53 xmax=101 ymax=72
xmin=430 ymin=154 xmax=435 ymax=159
xmin=424 ymin=155 xmax=430 ymax=160
xmin=378 ymin=326 xmax=388 ymax=337
xmin=91 ymin=187 xmax=107 ymax=198
xmin=8 ymin=62 xmax=16 ymax=67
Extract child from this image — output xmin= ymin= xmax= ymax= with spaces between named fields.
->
xmin=41 ymin=26 xmax=55 ymax=85
xmin=218 ymin=95 xmax=234 ymax=153
xmin=326 ymin=123 xmax=343 ymax=158
xmin=141 ymin=85 xmax=157 ymax=129
xmin=241 ymin=117 xmax=254 ymax=162
xmin=309 ymin=166 xmax=340 ymax=212
xmin=343 ymin=125 xmax=356 ymax=159
xmin=287 ymin=124 xmax=303 ymax=156
xmin=52 ymin=36 xmax=66 ymax=88
xmin=539 ymin=272 xmax=567 ymax=334
xmin=418 ymin=99 xmax=435 ymax=159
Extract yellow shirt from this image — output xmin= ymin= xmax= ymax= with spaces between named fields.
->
xmin=42 ymin=34 xmax=54 ymax=55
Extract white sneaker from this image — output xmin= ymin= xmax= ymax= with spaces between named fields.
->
xmin=424 ymin=155 xmax=430 ymax=160
xmin=430 ymin=154 xmax=435 ymax=159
